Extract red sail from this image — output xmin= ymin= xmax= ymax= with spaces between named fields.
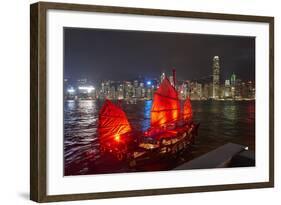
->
xmin=98 ymin=99 xmax=132 ymax=142
xmin=183 ymin=97 xmax=193 ymax=121
xmin=151 ymin=78 xmax=180 ymax=127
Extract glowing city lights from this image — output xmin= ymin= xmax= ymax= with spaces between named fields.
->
xmin=64 ymin=56 xmax=255 ymax=101
xmin=67 ymin=88 xmax=75 ymax=93
xmin=78 ymin=86 xmax=95 ymax=93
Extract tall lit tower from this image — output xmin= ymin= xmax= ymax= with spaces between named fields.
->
xmin=212 ymin=56 xmax=220 ymax=99
xmin=230 ymin=72 xmax=236 ymax=86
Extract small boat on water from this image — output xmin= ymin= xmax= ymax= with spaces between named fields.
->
xmin=98 ymin=70 xmax=199 ymax=168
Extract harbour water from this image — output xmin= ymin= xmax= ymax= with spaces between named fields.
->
xmin=64 ymin=100 xmax=255 ymax=175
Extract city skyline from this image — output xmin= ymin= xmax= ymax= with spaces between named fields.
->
xmin=64 ymin=59 xmax=255 ymax=101
xmin=64 ymin=27 xmax=255 ymax=85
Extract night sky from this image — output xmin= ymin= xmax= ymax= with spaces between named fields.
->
xmin=64 ymin=27 xmax=255 ymax=85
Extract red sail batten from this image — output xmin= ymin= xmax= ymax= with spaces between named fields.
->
xmin=98 ymin=99 xmax=132 ymax=143
xmin=150 ymin=78 xmax=180 ymax=127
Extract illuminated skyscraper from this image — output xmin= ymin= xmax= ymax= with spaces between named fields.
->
xmin=230 ymin=72 xmax=236 ymax=86
xmin=190 ymin=82 xmax=202 ymax=100
xmin=212 ymin=56 xmax=220 ymax=99
xmin=224 ymin=80 xmax=231 ymax=98
xmin=133 ymin=80 xmax=138 ymax=88
xmin=117 ymin=84 xmax=124 ymax=99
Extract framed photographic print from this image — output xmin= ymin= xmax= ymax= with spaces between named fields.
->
xmin=30 ymin=1 xmax=274 ymax=202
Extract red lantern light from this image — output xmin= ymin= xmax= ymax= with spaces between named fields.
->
xmin=114 ymin=134 xmax=120 ymax=142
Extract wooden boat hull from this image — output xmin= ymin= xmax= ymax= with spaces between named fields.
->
xmin=100 ymin=122 xmax=199 ymax=169
xmin=128 ymin=123 xmax=199 ymax=168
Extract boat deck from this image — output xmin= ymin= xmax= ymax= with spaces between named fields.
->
xmin=144 ymin=124 xmax=191 ymax=140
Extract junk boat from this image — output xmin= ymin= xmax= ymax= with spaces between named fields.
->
xmin=98 ymin=70 xmax=200 ymax=168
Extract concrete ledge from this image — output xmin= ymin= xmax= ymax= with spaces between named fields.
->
xmin=174 ymin=143 xmax=246 ymax=170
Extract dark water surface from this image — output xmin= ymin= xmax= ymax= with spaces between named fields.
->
xmin=64 ymin=100 xmax=255 ymax=175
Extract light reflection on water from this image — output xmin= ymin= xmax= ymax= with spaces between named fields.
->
xmin=142 ymin=100 xmax=152 ymax=131
xmin=64 ymin=100 xmax=255 ymax=175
